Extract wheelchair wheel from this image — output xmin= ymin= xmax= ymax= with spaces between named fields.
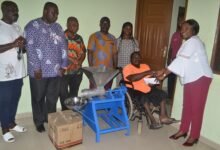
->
xmin=125 ymin=92 xmax=134 ymax=120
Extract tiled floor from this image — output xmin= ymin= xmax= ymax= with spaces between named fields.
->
xmin=0 ymin=115 xmax=218 ymax=150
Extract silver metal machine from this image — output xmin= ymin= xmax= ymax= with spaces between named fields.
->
xmin=65 ymin=66 xmax=119 ymax=110
xmin=65 ymin=66 xmax=130 ymax=142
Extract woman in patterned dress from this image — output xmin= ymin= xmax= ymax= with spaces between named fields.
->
xmin=116 ymin=22 xmax=139 ymax=85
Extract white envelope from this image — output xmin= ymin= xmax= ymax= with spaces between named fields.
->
xmin=144 ymin=78 xmax=160 ymax=85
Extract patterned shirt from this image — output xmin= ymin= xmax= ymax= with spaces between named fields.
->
xmin=87 ymin=31 xmax=116 ymax=67
xmin=64 ymin=32 xmax=86 ymax=74
xmin=24 ymin=18 xmax=68 ymax=78
xmin=117 ymin=38 xmax=139 ymax=68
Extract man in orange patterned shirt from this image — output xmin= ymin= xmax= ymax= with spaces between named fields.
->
xmin=87 ymin=17 xmax=117 ymax=90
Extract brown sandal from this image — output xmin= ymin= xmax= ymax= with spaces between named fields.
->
xmin=160 ymin=118 xmax=179 ymax=125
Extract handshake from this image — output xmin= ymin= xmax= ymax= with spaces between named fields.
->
xmin=149 ymin=68 xmax=169 ymax=83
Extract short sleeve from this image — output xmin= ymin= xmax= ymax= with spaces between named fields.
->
xmin=134 ymin=39 xmax=139 ymax=51
xmin=112 ymin=38 xmax=117 ymax=54
xmin=87 ymin=34 xmax=96 ymax=51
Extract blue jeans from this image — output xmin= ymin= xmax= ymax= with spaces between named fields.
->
xmin=0 ymin=79 xmax=23 ymax=131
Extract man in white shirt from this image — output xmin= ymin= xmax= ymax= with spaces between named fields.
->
xmin=0 ymin=1 xmax=27 ymax=143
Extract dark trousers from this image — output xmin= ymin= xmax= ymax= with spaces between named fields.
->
xmin=29 ymin=77 xmax=60 ymax=127
xmin=60 ymin=73 xmax=83 ymax=110
xmin=167 ymin=72 xmax=177 ymax=99
xmin=0 ymin=79 xmax=23 ymax=131
xmin=127 ymin=86 xmax=167 ymax=106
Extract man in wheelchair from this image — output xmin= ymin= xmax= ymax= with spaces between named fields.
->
xmin=123 ymin=52 xmax=177 ymax=129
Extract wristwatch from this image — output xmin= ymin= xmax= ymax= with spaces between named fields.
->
xmin=152 ymin=71 xmax=156 ymax=76
xmin=163 ymin=73 xmax=166 ymax=77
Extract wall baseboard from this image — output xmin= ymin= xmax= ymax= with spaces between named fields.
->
xmin=16 ymin=112 xmax=32 ymax=119
xmin=16 ymin=109 xmax=63 ymax=119
xmin=171 ymin=123 xmax=220 ymax=150
xmin=16 ymin=112 xmax=220 ymax=149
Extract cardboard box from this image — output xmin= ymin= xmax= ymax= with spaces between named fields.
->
xmin=48 ymin=110 xmax=82 ymax=149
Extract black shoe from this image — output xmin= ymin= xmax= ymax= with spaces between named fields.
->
xmin=183 ymin=137 xmax=198 ymax=147
xmin=169 ymin=132 xmax=187 ymax=140
xmin=36 ymin=124 xmax=45 ymax=133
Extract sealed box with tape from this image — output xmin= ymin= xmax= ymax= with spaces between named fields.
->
xmin=48 ymin=110 xmax=82 ymax=149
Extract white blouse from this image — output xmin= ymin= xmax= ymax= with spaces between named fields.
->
xmin=168 ymin=36 xmax=213 ymax=84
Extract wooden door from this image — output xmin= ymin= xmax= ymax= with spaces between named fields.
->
xmin=135 ymin=0 xmax=173 ymax=70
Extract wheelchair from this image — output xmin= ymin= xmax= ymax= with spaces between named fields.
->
xmin=119 ymin=78 xmax=161 ymax=134
xmin=124 ymin=88 xmax=161 ymax=134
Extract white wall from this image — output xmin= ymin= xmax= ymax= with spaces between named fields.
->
xmin=172 ymin=0 xmax=220 ymax=146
